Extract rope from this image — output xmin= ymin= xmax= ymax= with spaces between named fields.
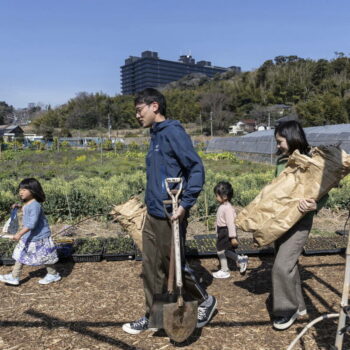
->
xmin=52 ymin=213 xmax=107 ymax=239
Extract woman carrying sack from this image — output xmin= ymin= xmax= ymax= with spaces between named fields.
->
xmin=271 ymin=121 xmax=328 ymax=330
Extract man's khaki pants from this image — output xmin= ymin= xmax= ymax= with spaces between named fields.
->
xmin=142 ymin=213 xmax=206 ymax=315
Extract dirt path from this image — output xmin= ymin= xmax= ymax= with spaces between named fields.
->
xmin=0 ymin=254 xmax=349 ymax=350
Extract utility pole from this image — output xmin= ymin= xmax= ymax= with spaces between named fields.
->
xmin=108 ymin=113 xmax=111 ymax=139
xmin=199 ymin=112 xmax=203 ymax=134
xmin=210 ymin=111 xmax=213 ymax=137
xmin=100 ymin=136 xmax=103 ymax=164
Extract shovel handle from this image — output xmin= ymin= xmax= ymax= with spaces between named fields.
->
xmin=167 ymin=235 xmax=175 ymax=293
xmin=165 ymin=178 xmax=183 ymax=291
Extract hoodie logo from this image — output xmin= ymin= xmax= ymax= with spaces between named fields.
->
xmin=154 ymin=144 xmax=160 ymax=152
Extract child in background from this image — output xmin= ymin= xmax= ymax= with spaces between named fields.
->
xmin=0 ymin=178 xmax=61 ymax=286
xmin=213 ymin=181 xmax=248 ymax=279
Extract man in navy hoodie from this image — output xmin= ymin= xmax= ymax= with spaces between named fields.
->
xmin=122 ymin=88 xmax=217 ymax=335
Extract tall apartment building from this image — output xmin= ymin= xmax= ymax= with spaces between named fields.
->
xmin=121 ymin=51 xmax=241 ymax=95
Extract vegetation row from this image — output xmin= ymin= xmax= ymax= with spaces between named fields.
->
xmin=0 ymin=150 xmax=349 ymax=225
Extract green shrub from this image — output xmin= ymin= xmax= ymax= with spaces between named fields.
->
xmin=87 ymin=140 xmax=97 ymax=150
xmin=0 ymin=239 xmax=17 ymax=257
xmin=61 ymin=141 xmax=71 ymax=150
xmin=102 ymin=139 xmax=113 ymax=150
xmin=114 ymin=142 xmax=125 ymax=152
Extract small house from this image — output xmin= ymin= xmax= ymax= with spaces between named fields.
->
xmin=0 ymin=125 xmax=24 ymax=141
xmin=228 ymin=119 xmax=257 ymax=135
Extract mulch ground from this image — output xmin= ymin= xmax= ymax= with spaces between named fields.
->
xmin=0 ymin=254 xmax=349 ymax=350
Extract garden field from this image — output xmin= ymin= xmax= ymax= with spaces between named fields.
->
xmin=0 ymin=148 xmax=350 ymax=350
xmin=0 ymin=148 xmax=349 ymax=236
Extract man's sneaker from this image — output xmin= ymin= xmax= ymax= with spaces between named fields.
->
xmin=213 ymin=269 xmax=230 ymax=279
xmin=238 ymin=255 xmax=248 ymax=275
xmin=0 ymin=273 xmax=20 ymax=286
xmin=298 ymin=308 xmax=307 ymax=316
xmin=197 ymin=296 xmax=217 ymax=328
xmin=38 ymin=273 xmax=61 ymax=285
xmin=273 ymin=310 xmax=299 ymax=330
xmin=122 ymin=316 xmax=151 ymax=335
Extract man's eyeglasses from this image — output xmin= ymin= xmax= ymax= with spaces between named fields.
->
xmin=135 ymin=104 xmax=149 ymax=115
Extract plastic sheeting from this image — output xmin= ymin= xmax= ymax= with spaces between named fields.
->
xmin=206 ymin=124 xmax=350 ymax=155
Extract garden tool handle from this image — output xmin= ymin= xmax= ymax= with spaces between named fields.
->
xmin=167 ymin=236 xmax=175 ymax=294
xmin=165 ymin=178 xmax=183 ymax=204
xmin=165 ymin=178 xmax=183 ymax=292
xmin=173 ymin=216 xmax=183 ymax=291
xmin=162 ymin=200 xmax=175 ymax=294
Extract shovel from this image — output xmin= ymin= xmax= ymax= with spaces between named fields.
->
xmin=148 ymin=223 xmax=177 ymax=329
xmin=162 ymin=178 xmax=198 ymax=343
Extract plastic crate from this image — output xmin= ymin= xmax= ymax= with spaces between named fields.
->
xmin=1 ymin=257 xmax=16 ymax=266
xmin=56 ymin=243 xmax=74 ymax=261
xmin=72 ymin=251 xmax=103 ymax=263
xmin=103 ymin=253 xmax=135 ymax=261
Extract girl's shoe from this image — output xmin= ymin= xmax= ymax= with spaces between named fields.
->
xmin=213 ymin=269 xmax=230 ymax=279
xmin=38 ymin=273 xmax=61 ymax=285
xmin=0 ymin=273 xmax=20 ymax=285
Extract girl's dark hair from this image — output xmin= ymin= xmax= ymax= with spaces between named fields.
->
xmin=18 ymin=178 xmax=46 ymax=202
xmin=274 ymin=120 xmax=310 ymax=155
xmin=134 ymin=88 xmax=166 ymax=116
xmin=214 ymin=181 xmax=233 ymax=201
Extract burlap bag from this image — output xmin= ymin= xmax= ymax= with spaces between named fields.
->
xmin=110 ymin=196 xmax=146 ymax=251
xmin=236 ymin=145 xmax=350 ymax=247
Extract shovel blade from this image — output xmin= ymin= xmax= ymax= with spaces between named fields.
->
xmin=149 ymin=293 xmax=177 ymax=329
xmin=163 ymin=300 xmax=198 ymax=343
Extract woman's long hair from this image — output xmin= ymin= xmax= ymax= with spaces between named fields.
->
xmin=274 ymin=120 xmax=310 ymax=155
xmin=18 ymin=178 xmax=46 ymax=202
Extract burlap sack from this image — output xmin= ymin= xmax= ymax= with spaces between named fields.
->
xmin=110 ymin=197 xmax=146 ymax=251
xmin=236 ymin=145 xmax=350 ymax=247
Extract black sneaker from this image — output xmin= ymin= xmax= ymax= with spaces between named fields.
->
xmin=273 ymin=310 xmax=299 ymax=330
xmin=197 ymin=296 xmax=217 ymax=328
xmin=122 ymin=316 xmax=150 ymax=334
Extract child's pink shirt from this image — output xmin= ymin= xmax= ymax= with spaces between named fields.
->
xmin=216 ymin=201 xmax=237 ymax=238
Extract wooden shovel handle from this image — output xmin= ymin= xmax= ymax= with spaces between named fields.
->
xmin=167 ymin=233 xmax=175 ymax=293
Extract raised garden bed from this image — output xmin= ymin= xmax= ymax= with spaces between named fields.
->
xmin=186 ymin=237 xmax=217 ymax=257
xmin=103 ymin=236 xmax=134 ymax=261
xmin=72 ymin=238 xmax=104 ymax=263
xmin=303 ymin=235 xmax=348 ymax=255
xmin=186 ymin=235 xmax=275 ymax=257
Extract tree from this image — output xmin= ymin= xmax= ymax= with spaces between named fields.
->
xmin=0 ymin=102 xmax=14 ymax=124
xmin=164 ymin=89 xmax=200 ymax=123
xmin=311 ymin=59 xmax=329 ymax=86
xmin=256 ymin=60 xmax=274 ymax=87
xmin=200 ymin=91 xmax=235 ymax=133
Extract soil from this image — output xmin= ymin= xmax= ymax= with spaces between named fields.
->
xmin=51 ymin=219 xmax=125 ymax=239
xmin=49 ymin=207 xmax=350 ymax=242
xmin=0 ymin=254 xmax=349 ymax=350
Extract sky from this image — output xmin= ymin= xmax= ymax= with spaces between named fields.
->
xmin=0 ymin=0 xmax=350 ymax=108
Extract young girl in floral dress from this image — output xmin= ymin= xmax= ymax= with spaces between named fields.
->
xmin=0 ymin=178 xmax=60 ymax=285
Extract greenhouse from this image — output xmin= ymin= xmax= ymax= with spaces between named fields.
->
xmin=207 ymin=124 xmax=350 ymax=161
